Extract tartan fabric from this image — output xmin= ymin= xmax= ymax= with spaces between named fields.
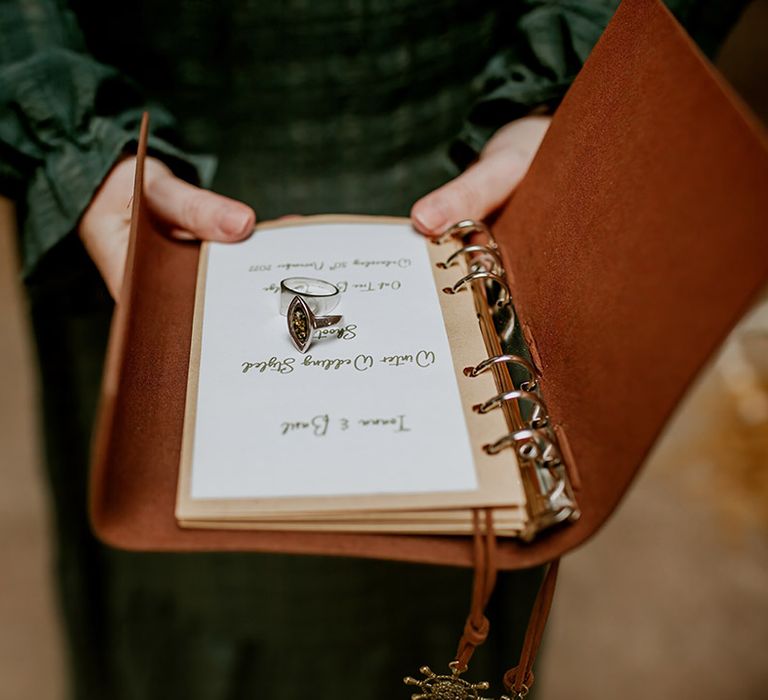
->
xmin=3 ymin=0 xmax=621 ymax=278
xmin=1 ymin=1 xmax=746 ymax=277
xmin=1 ymin=1 xmax=748 ymax=698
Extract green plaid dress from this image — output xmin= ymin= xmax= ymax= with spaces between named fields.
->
xmin=0 ymin=1 xmax=746 ymax=698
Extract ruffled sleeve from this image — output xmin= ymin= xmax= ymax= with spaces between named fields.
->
xmin=452 ymin=0 xmax=750 ymax=168
xmin=0 ymin=0 xmax=213 ymax=278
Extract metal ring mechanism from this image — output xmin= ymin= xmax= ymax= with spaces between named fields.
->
xmin=437 ymin=244 xmax=505 ymax=276
xmin=465 ymin=354 xmax=539 ymax=392
xmin=483 ymin=424 xmax=572 ymax=512
xmin=442 ymin=270 xmax=510 ymax=307
xmin=487 ymin=429 xmax=563 ymax=498
xmin=484 ymin=428 xmax=549 ymax=455
xmin=473 ymin=390 xmax=549 ymax=429
xmin=496 ymin=302 xmax=517 ymax=346
xmin=438 ymin=219 xmax=492 ymax=243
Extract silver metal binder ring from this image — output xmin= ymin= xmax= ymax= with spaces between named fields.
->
xmin=484 ymin=428 xmax=569 ymax=508
xmin=442 ymin=270 xmax=510 ymax=307
xmin=484 ymin=428 xmax=558 ymax=458
xmin=439 ymin=219 xmax=491 ymax=243
xmin=474 ymin=389 xmax=549 ymax=428
xmin=484 ymin=430 xmax=520 ymax=456
xmin=439 ymin=244 xmax=504 ymax=276
xmin=546 ymin=477 xmax=567 ymax=503
xmin=497 ymin=304 xmax=517 ymax=346
xmin=467 ymin=354 xmax=538 ymax=391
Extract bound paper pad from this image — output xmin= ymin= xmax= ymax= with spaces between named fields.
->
xmin=176 ymin=216 xmax=528 ymax=534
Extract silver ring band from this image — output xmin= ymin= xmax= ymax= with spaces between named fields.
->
xmin=279 ymin=277 xmax=341 ymax=316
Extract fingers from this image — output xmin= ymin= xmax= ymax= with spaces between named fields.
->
xmin=411 ymin=115 xmax=550 ymax=236
xmin=145 ymin=167 xmax=256 ymax=242
xmin=77 ymin=157 xmax=137 ymax=301
xmin=411 ymin=149 xmax=522 ymax=235
xmin=79 ymin=210 xmax=131 ymax=301
xmin=78 ymin=156 xmax=257 ymax=303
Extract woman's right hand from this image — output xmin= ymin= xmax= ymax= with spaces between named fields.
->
xmin=78 ymin=156 xmax=256 ymax=301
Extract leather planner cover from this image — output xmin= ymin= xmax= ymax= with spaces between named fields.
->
xmin=89 ymin=0 xmax=768 ymax=568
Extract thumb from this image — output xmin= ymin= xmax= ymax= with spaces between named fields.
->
xmin=145 ymin=164 xmax=256 ymax=241
xmin=411 ymin=115 xmax=550 ymax=236
xmin=411 ymin=149 xmax=525 ymax=236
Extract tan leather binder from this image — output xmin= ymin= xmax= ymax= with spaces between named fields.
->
xmin=89 ymin=0 xmax=768 ymax=569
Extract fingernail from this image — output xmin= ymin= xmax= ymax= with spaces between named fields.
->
xmin=219 ymin=207 xmax=253 ymax=238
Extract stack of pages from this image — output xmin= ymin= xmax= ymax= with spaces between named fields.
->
xmin=176 ymin=217 xmax=541 ymax=535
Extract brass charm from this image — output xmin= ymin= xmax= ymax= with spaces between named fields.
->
xmin=403 ymin=664 xmax=492 ymax=700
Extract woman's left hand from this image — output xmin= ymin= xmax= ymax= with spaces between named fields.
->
xmin=410 ymin=115 xmax=551 ymax=236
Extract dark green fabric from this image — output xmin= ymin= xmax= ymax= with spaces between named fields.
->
xmin=3 ymin=0 xmax=625 ymax=281
xmin=0 ymin=0 xmax=214 ymax=277
xmin=0 ymin=1 xmax=749 ymax=699
xmin=0 ymin=1 xmax=750 ymax=278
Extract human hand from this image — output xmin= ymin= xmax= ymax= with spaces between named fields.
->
xmin=410 ymin=115 xmax=551 ymax=235
xmin=78 ymin=156 xmax=255 ymax=300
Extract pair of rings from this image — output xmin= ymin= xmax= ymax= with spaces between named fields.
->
xmin=279 ymin=277 xmax=343 ymax=353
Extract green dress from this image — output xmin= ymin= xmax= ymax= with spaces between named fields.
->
xmin=0 ymin=1 xmax=747 ymax=698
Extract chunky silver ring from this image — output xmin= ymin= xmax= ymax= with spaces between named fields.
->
xmin=287 ymin=295 xmax=343 ymax=353
xmin=279 ymin=277 xmax=341 ymax=316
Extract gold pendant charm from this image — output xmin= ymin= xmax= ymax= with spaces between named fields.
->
xmin=404 ymin=663 xmax=492 ymax=700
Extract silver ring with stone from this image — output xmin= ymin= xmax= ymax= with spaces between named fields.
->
xmin=287 ymin=295 xmax=343 ymax=353
xmin=279 ymin=277 xmax=341 ymax=316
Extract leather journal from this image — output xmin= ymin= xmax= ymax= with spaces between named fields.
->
xmin=91 ymin=0 xmax=768 ymax=567
xmin=174 ymin=213 xmax=573 ymax=537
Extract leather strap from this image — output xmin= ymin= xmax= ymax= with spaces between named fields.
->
xmin=452 ymin=513 xmax=560 ymax=699
xmin=453 ymin=509 xmax=497 ymax=670
xmin=503 ymin=559 xmax=560 ymax=697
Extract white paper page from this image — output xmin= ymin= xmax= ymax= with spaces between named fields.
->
xmin=189 ymin=220 xmax=479 ymax=500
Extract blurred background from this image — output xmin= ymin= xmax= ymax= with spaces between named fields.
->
xmin=1 ymin=3 xmax=767 ymax=699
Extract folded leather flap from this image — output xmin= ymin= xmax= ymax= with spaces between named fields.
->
xmin=490 ymin=0 xmax=768 ymax=560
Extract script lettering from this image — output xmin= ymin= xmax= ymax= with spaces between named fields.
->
xmin=279 ymin=414 xmax=410 ymax=436
xmin=241 ymin=357 xmax=295 ymax=374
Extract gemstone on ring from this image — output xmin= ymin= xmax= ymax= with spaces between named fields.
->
xmin=287 ymin=295 xmax=343 ymax=353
